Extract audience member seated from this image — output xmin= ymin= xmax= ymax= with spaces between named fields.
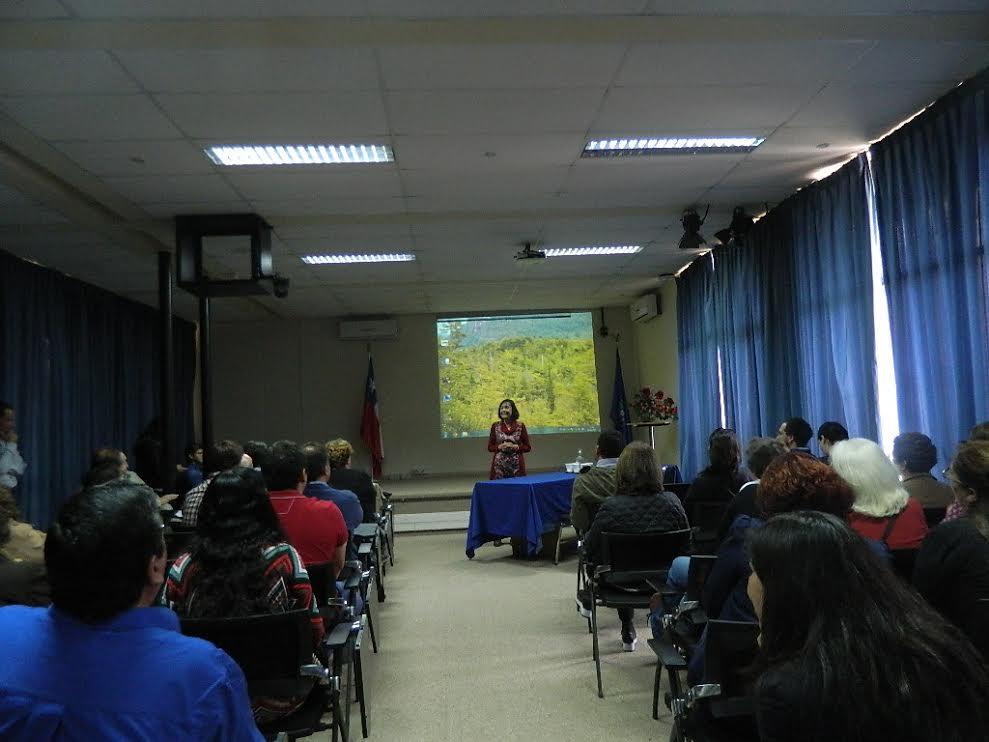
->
xmin=0 ymin=480 xmax=261 ymax=740
xmin=0 ymin=486 xmax=44 ymax=563
xmin=831 ymin=438 xmax=928 ymax=550
xmin=681 ymin=453 xmax=856 ymax=684
xmin=775 ymin=416 xmax=813 ymax=454
xmin=816 ymin=421 xmax=848 ymax=465
xmin=715 ymin=436 xmax=787 ymax=545
xmin=82 ymin=452 xmax=179 ymax=510
xmin=326 ymin=438 xmax=378 ymax=522
xmin=914 ymin=440 xmax=989 ymax=659
xmin=748 ymin=511 xmax=989 ymax=742
xmin=892 ymin=432 xmax=954 ymax=508
xmin=580 ymin=441 xmax=687 ymax=652
xmin=0 ymin=487 xmax=48 ymax=607
xmin=175 ymin=443 xmax=204 ymax=495
xmin=683 ymin=428 xmax=751 ymax=509
xmin=163 ymin=467 xmax=324 ymax=724
xmin=264 ymin=440 xmax=348 ymax=576
xmin=244 ymin=440 xmax=271 ymax=472
xmin=303 ymin=441 xmax=362 ymax=533
xmin=181 ymin=439 xmax=244 ymax=527
xmin=0 ymin=402 xmax=27 ymax=495
xmin=569 ymin=430 xmax=625 ymax=533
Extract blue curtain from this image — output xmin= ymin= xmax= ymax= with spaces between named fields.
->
xmin=676 ymin=254 xmax=720 ymax=479
xmin=696 ymin=154 xmax=877 ymax=459
xmin=0 ymin=250 xmax=196 ymax=527
xmin=788 ymin=155 xmax=879 ymax=445
xmin=872 ymin=70 xmax=989 ymax=467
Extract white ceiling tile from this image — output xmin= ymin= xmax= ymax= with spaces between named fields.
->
xmin=617 ymin=41 xmax=868 ymax=87
xmin=380 ymin=44 xmax=627 ymax=90
xmin=0 ymin=51 xmax=139 ymax=94
xmin=787 ymin=82 xmax=951 ymax=137
xmin=0 ymin=204 xmax=68 ymax=225
xmin=306 ymin=261 xmax=422 ymax=285
xmin=402 ymin=167 xmax=569 ymax=198
xmin=102 ymin=173 xmax=241 ymax=204
xmin=225 ymin=169 xmax=403 ymax=201
xmin=62 ymin=0 xmax=367 ymax=17
xmin=251 ymin=197 xmax=407 ymax=217
xmin=703 ymin=185 xmax=798 ymax=210
xmin=840 ymin=41 xmax=989 ymax=83
xmin=367 ymin=0 xmax=649 ymax=15
xmin=141 ymin=200 xmax=253 ymax=218
xmin=0 ymin=95 xmax=182 ymax=140
xmin=756 ymin=127 xmax=869 ymax=157
xmin=394 ymin=133 xmax=585 ymax=171
xmin=273 ymin=222 xmax=412 ymax=240
xmin=116 ymin=48 xmax=379 ymax=93
xmin=0 ymin=0 xmax=69 ymax=18
xmin=282 ymin=234 xmax=415 ymax=254
xmin=564 ymin=154 xmax=743 ymax=192
xmin=592 ymin=85 xmax=815 ymax=132
xmin=387 ymin=88 xmax=606 ymax=135
xmin=52 ymin=140 xmax=216 ymax=176
xmin=155 ymin=92 xmax=388 ymax=139
xmin=716 ymin=154 xmax=846 ymax=189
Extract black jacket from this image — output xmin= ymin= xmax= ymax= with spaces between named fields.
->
xmin=914 ymin=518 xmax=989 ymax=659
xmin=715 ymin=482 xmax=761 ymax=544
xmin=583 ymin=491 xmax=688 ymax=565
xmin=330 ymin=468 xmax=377 ymax=522
xmin=683 ymin=468 xmax=750 ymax=509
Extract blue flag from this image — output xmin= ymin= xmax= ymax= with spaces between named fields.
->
xmin=610 ymin=348 xmax=633 ymax=445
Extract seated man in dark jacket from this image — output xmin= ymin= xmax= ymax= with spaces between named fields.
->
xmin=580 ymin=442 xmax=688 ymax=652
xmin=570 ymin=431 xmax=625 ymax=533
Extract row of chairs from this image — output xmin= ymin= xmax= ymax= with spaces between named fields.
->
xmin=164 ymin=496 xmax=396 ymax=740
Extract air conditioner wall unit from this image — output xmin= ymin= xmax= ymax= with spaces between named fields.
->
xmin=630 ymin=294 xmax=660 ymax=323
xmin=339 ymin=317 xmax=399 ymax=341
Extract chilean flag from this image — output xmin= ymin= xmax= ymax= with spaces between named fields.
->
xmin=360 ymin=355 xmax=384 ymax=479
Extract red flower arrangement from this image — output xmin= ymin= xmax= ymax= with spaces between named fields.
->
xmin=631 ymin=387 xmax=679 ymax=422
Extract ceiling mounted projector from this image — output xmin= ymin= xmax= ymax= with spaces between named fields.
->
xmin=678 ymin=207 xmax=709 ymax=251
xmin=514 ymin=242 xmax=546 ymax=261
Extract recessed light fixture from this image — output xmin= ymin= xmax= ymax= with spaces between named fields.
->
xmin=205 ymin=144 xmax=394 ymax=166
xmin=301 ymin=253 xmax=415 ymax=265
xmin=544 ymin=246 xmax=642 ymax=257
xmin=582 ymin=137 xmax=765 ymax=158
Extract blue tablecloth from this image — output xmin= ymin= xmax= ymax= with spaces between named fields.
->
xmin=465 ymin=472 xmax=576 ymax=558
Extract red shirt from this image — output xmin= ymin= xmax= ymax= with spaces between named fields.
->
xmin=268 ymin=489 xmax=348 ymax=566
xmin=848 ymin=497 xmax=928 ymax=550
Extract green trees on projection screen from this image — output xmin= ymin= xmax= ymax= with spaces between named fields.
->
xmin=438 ymin=318 xmax=600 ymax=438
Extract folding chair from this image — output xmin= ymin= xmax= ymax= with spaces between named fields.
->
xmin=308 ymin=561 xmax=370 ymax=740
xmin=553 ymin=515 xmax=579 ymax=565
xmin=587 ymin=528 xmax=692 ymax=698
xmin=663 ymin=465 xmax=684 ymax=484
xmin=353 ymin=523 xmax=385 ymax=604
xmin=180 ymin=609 xmax=337 ymax=741
xmin=668 ymin=620 xmax=760 ymax=742
xmin=648 ymin=554 xmax=718 ymax=719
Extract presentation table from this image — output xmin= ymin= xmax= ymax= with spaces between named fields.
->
xmin=465 ymin=472 xmax=576 ymax=559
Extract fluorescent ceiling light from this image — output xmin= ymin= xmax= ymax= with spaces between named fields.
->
xmin=301 ymin=253 xmax=415 ymax=265
xmin=544 ymin=246 xmax=642 ymax=257
xmin=582 ymin=137 xmax=764 ymax=158
xmin=205 ymin=144 xmax=394 ymax=166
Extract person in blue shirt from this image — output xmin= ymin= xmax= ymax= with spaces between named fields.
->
xmin=0 ymin=479 xmax=262 ymax=742
xmin=176 ymin=442 xmax=204 ymax=495
xmin=303 ymin=441 xmax=363 ymax=534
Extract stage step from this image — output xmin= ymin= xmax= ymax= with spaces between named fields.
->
xmin=394 ymin=511 xmax=470 ymax=533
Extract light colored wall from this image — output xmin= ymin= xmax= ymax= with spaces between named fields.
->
xmin=631 ymin=282 xmax=680 ymax=467
xmin=211 ymin=307 xmax=639 ymax=478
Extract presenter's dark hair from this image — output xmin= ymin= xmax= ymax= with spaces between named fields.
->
xmin=264 ymin=440 xmax=306 ymax=491
xmin=45 ymin=480 xmax=165 ymax=623
xmin=707 ymin=428 xmax=741 ymax=474
xmin=892 ymin=432 xmax=938 ymax=473
xmin=783 ymin=417 xmax=813 ymax=447
xmin=497 ymin=399 xmax=520 ymax=422
xmin=749 ymin=511 xmax=989 ymax=741
xmin=817 ymin=421 xmax=849 ymax=445
xmin=204 ymin=439 xmax=244 ymax=476
xmin=597 ymin=431 xmax=624 ymax=459
xmin=303 ymin=441 xmax=330 ymax=482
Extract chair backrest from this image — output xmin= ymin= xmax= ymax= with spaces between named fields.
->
xmin=164 ymin=528 xmax=196 ymax=560
xmin=306 ymin=561 xmax=336 ymax=605
xmin=687 ymin=500 xmax=732 ymax=532
xmin=600 ymin=528 xmax=692 ymax=572
xmin=664 ymin=483 xmax=691 ymax=502
xmin=703 ymin=620 xmax=760 ymax=697
xmin=685 ymin=555 xmax=719 ymax=602
xmin=180 ymin=608 xmax=313 ymax=697
xmin=923 ymin=506 xmax=947 ymax=528
xmin=662 ymin=465 xmax=684 ymax=484
xmin=889 ymin=548 xmax=918 ymax=581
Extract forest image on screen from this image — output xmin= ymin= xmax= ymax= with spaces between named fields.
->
xmin=437 ymin=313 xmax=600 ymax=438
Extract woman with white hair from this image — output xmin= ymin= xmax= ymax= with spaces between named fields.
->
xmin=831 ymin=438 xmax=928 ymax=550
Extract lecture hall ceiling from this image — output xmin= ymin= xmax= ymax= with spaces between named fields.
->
xmin=0 ymin=1 xmax=986 ymax=319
